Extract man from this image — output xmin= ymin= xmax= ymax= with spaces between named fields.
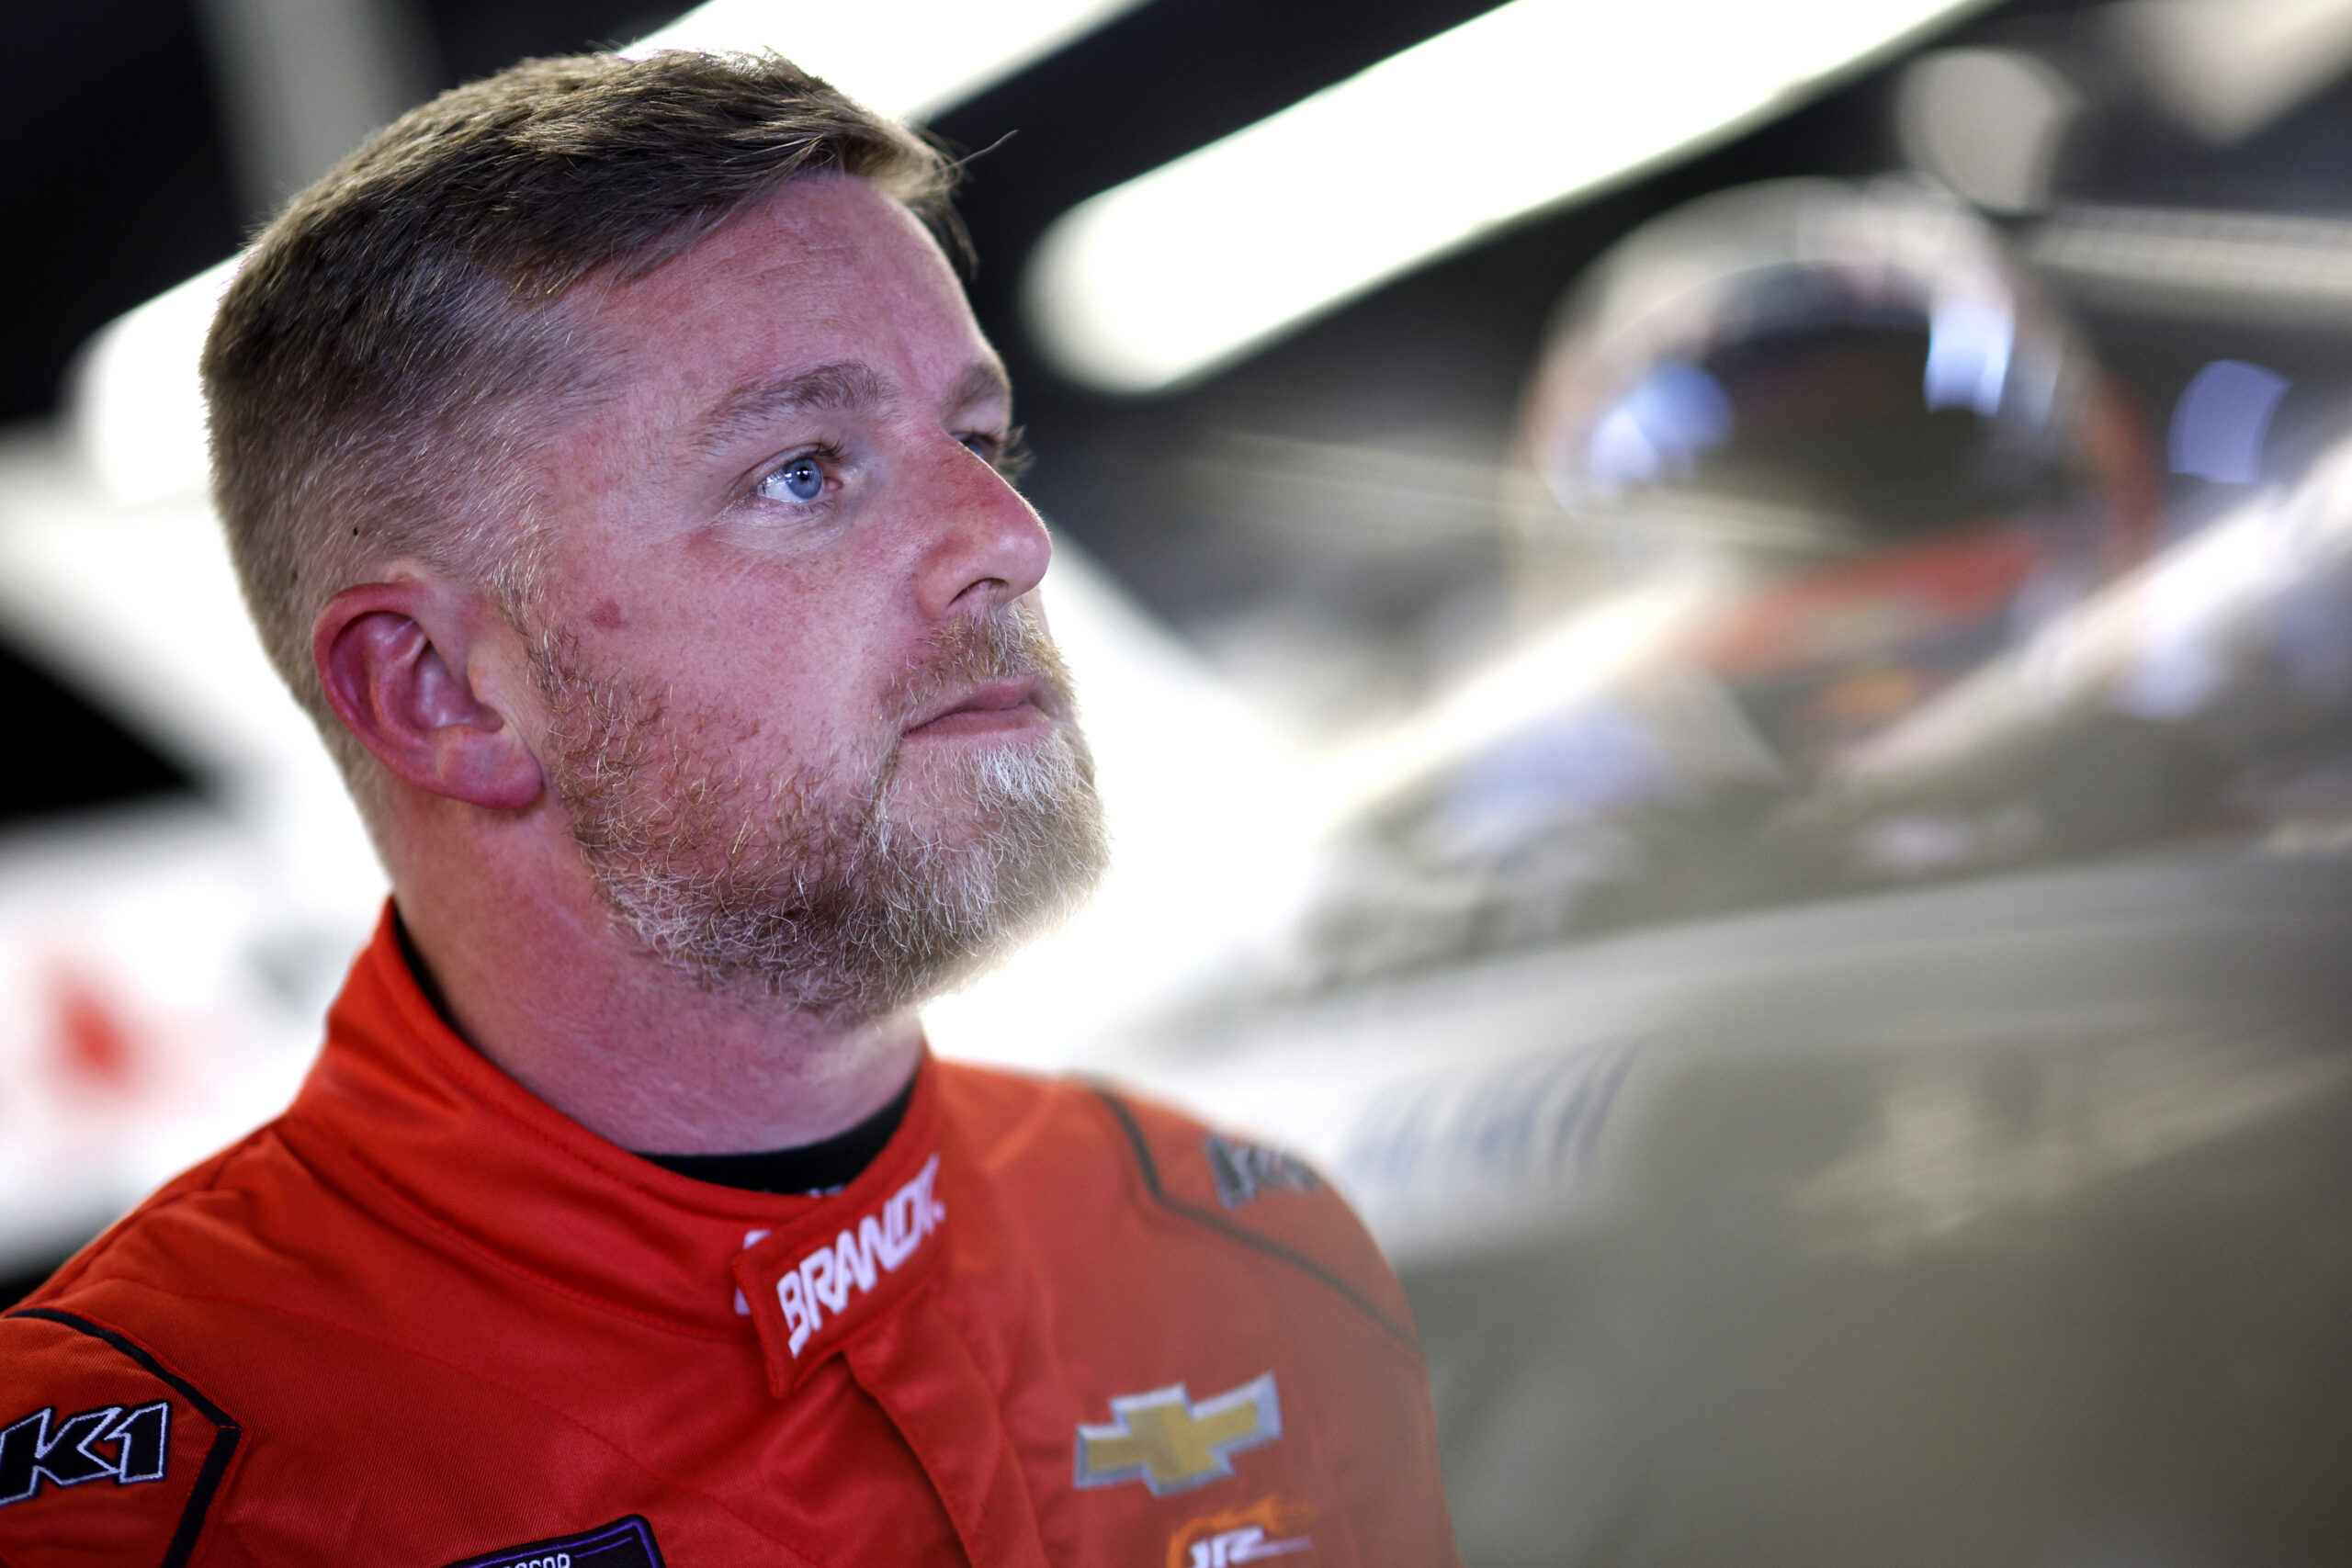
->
xmin=0 ymin=51 xmax=1457 ymax=1568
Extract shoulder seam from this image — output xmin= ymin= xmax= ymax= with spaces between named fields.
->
xmin=1087 ymin=1088 xmax=1420 ymax=1355
xmin=4 ymin=1308 xmax=243 ymax=1568
xmin=36 ymin=1126 xmax=279 ymax=1301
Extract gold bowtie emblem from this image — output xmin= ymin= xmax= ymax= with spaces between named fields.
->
xmin=1073 ymin=1373 xmax=1283 ymax=1496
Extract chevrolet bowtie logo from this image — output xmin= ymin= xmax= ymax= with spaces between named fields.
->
xmin=1073 ymin=1373 xmax=1283 ymax=1496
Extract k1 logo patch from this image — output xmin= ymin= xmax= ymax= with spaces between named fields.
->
xmin=1074 ymin=1372 xmax=1282 ymax=1495
xmin=0 ymin=1401 xmax=170 ymax=1505
xmin=443 ymin=1515 xmax=666 ymax=1568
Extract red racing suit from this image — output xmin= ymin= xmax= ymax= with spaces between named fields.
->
xmin=0 ymin=913 xmax=1458 ymax=1568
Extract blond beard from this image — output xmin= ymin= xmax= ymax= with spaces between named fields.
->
xmin=529 ymin=604 xmax=1108 ymax=1019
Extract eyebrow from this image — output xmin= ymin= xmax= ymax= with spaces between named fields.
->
xmin=694 ymin=358 xmax=1013 ymax=459
xmin=945 ymin=360 xmax=1014 ymax=420
xmin=694 ymin=361 xmax=891 ymax=457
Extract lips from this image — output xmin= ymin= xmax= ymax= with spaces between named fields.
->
xmin=901 ymin=676 xmax=1056 ymax=739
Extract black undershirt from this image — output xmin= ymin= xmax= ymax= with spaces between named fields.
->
xmin=638 ymin=1075 xmax=916 ymax=1194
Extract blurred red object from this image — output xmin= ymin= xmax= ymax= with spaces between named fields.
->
xmin=46 ymin=961 xmax=141 ymax=1094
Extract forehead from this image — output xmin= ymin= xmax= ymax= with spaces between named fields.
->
xmin=567 ymin=172 xmax=992 ymax=423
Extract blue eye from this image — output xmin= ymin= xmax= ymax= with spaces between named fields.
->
xmin=762 ymin=456 xmax=825 ymax=502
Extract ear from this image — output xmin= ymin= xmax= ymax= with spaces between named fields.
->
xmin=314 ymin=578 xmax=545 ymax=811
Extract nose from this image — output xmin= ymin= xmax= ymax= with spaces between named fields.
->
xmin=911 ymin=441 xmax=1054 ymax=620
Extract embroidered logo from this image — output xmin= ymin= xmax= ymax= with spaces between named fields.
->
xmin=1074 ymin=1372 xmax=1282 ymax=1495
xmin=443 ymin=1514 xmax=666 ymax=1568
xmin=775 ymin=1153 xmax=945 ymax=1357
xmin=0 ymin=1401 xmax=170 ymax=1506
xmin=1204 ymin=1134 xmax=1320 ymax=1211
xmin=1168 ymin=1495 xmax=1317 ymax=1568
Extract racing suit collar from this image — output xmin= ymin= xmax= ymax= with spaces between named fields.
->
xmin=282 ymin=902 xmax=953 ymax=1348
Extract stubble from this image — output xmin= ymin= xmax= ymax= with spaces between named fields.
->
xmin=529 ymin=604 xmax=1109 ymax=1019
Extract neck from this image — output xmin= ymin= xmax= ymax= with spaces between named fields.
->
xmin=389 ymin=806 xmax=924 ymax=1156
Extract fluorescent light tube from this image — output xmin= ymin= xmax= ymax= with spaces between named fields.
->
xmin=1025 ymin=0 xmax=1988 ymax=394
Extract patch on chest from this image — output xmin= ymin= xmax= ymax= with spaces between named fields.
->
xmin=1204 ymin=1134 xmax=1320 ymax=1211
xmin=442 ymin=1514 xmax=666 ymax=1568
xmin=1169 ymin=1495 xmax=1318 ymax=1568
xmin=1073 ymin=1372 xmax=1283 ymax=1496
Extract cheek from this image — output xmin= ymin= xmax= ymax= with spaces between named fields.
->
xmin=556 ymin=532 xmax=916 ymax=747
xmin=695 ymin=550 xmax=910 ymax=700
xmin=656 ymin=606 xmax=900 ymax=761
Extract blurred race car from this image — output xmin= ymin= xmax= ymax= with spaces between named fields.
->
xmin=1091 ymin=179 xmax=2352 ymax=1567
